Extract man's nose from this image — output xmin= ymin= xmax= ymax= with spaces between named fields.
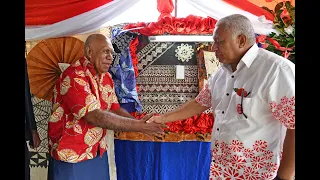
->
xmin=211 ymin=43 xmax=219 ymax=52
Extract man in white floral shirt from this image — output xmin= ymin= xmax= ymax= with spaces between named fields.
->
xmin=147 ymin=14 xmax=295 ymax=180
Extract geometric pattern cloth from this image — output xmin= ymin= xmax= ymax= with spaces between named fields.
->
xmin=135 ymin=35 xmax=199 ymax=114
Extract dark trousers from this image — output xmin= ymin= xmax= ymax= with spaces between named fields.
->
xmin=25 ymin=142 xmax=30 ymax=180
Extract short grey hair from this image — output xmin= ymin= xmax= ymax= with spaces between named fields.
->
xmin=215 ymin=14 xmax=256 ymax=45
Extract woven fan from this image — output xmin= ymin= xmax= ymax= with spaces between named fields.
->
xmin=26 ymin=37 xmax=84 ymax=101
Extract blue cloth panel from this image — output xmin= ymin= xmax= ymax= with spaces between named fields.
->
xmin=110 ymin=29 xmax=142 ymax=113
xmin=114 ymin=140 xmax=211 ymax=180
xmin=51 ymin=152 xmax=110 ymax=180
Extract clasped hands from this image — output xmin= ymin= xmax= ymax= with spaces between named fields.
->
xmin=136 ymin=113 xmax=167 ymax=139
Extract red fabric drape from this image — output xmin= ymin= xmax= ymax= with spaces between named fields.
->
xmin=157 ymin=0 xmax=174 ymax=20
xmin=223 ymin=0 xmax=274 ymax=21
xmin=25 ymin=0 xmax=112 ymax=25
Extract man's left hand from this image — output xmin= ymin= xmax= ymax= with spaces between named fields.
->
xmin=30 ymin=130 xmax=41 ymax=149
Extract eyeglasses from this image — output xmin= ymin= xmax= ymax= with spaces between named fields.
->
xmin=240 ymin=90 xmax=251 ymax=119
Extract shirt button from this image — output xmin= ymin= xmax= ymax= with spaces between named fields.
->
xmin=226 ymin=93 xmax=229 ymax=96
xmin=222 ymin=111 xmax=224 ymax=114
xmin=217 ymin=128 xmax=219 ymax=131
xmin=231 ymin=75 xmax=234 ymax=78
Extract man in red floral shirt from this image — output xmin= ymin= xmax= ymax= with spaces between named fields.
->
xmin=48 ymin=34 xmax=165 ymax=180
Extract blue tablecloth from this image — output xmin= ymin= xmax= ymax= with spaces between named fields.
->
xmin=114 ymin=140 xmax=211 ymax=180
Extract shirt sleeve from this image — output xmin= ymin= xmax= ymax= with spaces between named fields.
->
xmin=103 ymin=73 xmax=120 ymax=111
xmin=60 ymin=68 xmax=101 ymax=120
xmin=110 ymin=81 xmax=120 ymax=110
xmin=268 ymin=64 xmax=295 ymax=129
xmin=195 ymin=83 xmax=212 ymax=108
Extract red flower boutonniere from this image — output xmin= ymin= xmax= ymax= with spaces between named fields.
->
xmin=233 ymin=88 xmax=250 ymax=97
xmin=234 ymin=88 xmax=251 ymax=119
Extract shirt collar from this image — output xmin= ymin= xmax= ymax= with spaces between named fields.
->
xmin=240 ymin=43 xmax=259 ymax=68
xmin=221 ymin=44 xmax=259 ymax=71
xmin=80 ymin=56 xmax=106 ymax=81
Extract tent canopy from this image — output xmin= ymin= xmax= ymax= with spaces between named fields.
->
xmin=25 ymin=0 xmax=295 ymax=41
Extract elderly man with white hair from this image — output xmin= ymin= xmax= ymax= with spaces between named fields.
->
xmin=148 ymin=14 xmax=295 ymax=180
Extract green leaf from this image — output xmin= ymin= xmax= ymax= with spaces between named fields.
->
xmin=286 ymin=41 xmax=294 ymax=48
xmin=283 ymin=1 xmax=295 ymax=22
xmin=285 ymin=1 xmax=294 ymax=11
xmin=269 ymin=32 xmax=277 ymax=38
xmin=275 ymin=26 xmax=285 ymax=35
xmin=275 ymin=2 xmax=284 ymax=13
xmin=287 ymin=7 xmax=295 ymax=20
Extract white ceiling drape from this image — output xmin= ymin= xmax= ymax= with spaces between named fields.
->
xmin=183 ymin=0 xmax=277 ymax=35
xmin=25 ymin=0 xmax=141 ymax=41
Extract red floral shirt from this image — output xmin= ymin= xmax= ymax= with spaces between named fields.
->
xmin=48 ymin=57 xmax=120 ymax=163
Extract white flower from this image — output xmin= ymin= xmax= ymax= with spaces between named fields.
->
xmin=284 ymin=26 xmax=293 ymax=34
xmin=258 ymin=15 xmax=266 ymax=23
xmin=175 ymin=43 xmax=194 ymax=62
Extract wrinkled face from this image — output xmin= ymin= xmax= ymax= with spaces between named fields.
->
xmin=212 ymin=25 xmax=241 ymax=65
xmin=87 ymin=37 xmax=114 ymax=74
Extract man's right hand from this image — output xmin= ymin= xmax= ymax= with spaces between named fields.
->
xmin=137 ymin=113 xmax=166 ymax=138
xmin=146 ymin=115 xmax=165 ymax=124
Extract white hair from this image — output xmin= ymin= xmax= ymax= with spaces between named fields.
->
xmin=215 ymin=14 xmax=256 ymax=45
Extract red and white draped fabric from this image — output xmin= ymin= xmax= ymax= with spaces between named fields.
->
xmin=25 ymin=0 xmax=292 ymax=42
xmin=25 ymin=0 xmax=142 ymax=41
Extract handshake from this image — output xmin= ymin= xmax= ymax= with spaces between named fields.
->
xmin=135 ymin=113 xmax=168 ymax=138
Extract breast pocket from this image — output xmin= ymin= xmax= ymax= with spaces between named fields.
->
xmin=235 ymin=95 xmax=252 ymax=120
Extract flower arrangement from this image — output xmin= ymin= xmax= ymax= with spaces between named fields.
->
xmin=256 ymin=0 xmax=295 ymax=63
xmin=131 ymin=112 xmax=214 ymax=134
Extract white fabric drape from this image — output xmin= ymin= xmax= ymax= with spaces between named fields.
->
xmin=183 ymin=0 xmax=278 ymax=35
xmin=25 ymin=0 xmax=141 ymax=41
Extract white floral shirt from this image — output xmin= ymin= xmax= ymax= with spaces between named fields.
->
xmin=195 ymin=44 xmax=295 ymax=180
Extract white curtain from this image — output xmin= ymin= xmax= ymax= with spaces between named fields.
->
xmin=25 ymin=0 xmax=142 ymax=41
xmin=183 ymin=0 xmax=278 ymax=35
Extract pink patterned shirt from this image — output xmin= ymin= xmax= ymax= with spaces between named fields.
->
xmin=195 ymin=44 xmax=295 ymax=180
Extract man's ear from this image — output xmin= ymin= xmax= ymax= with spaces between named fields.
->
xmin=238 ymin=34 xmax=247 ymax=48
xmin=86 ymin=46 xmax=92 ymax=58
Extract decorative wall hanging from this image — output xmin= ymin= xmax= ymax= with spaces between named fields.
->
xmin=203 ymin=50 xmax=220 ymax=78
xmin=123 ymin=15 xmax=216 ymax=77
xmin=134 ymin=36 xmax=198 ymax=114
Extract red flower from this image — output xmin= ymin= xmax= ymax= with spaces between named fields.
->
xmin=183 ymin=117 xmax=198 ymax=134
xmin=267 ymin=37 xmax=294 ymax=52
xmin=256 ymin=35 xmax=266 ymax=43
xmin=194 ymin=113 xmax=210 ymax=133
xmin=168 ymin=120 xmax=183 ymax=133
xmin=280 ymin=9 xmax=291 ymax=20
xmin=261 ymin=43 xmax=269 ymax=49
xmin=234 ymin=88 xmax=248 ymax=97
xmin=265 ymin=0 xmax=273 ymax=2
xmin=282 ymin=50 xmax=291 ymax=59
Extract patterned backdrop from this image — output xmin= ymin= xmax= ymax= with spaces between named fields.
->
xmin=28 ymin=95 xmax=51 ymax=180
xmin=135 ymin=35 xmax=199 ymax=114
xmin=27 ymin=33 xmax=212 ymax=180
